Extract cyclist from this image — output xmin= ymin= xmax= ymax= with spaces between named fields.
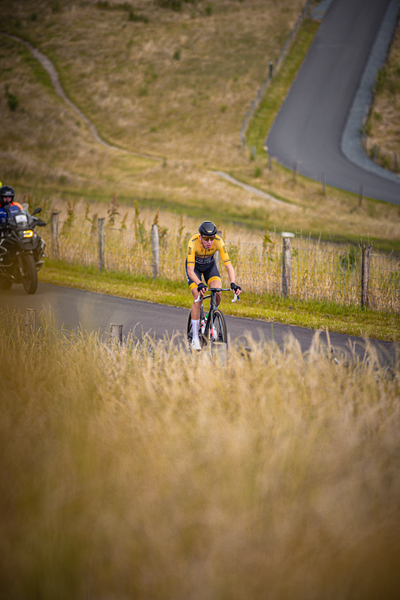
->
xmin=186 ymin=220 xmax=241 ymax=350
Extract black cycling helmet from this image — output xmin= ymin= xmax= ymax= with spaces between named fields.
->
xmin=0 ymin=185 xmax=15 ymax=207
xmin=198 ymin=221 xmax=217 ymax=237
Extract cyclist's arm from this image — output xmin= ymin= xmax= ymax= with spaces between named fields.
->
xmin=217 ymin=239 xmax=241 ymax=295
xmin=225 ymin=262 xmax=235 ymax=284
xmin=187 ymin=238 xmax=204 ymax=292
xmin=187 ymin=264 xmax=202 ymax=287
xmin=225 ymin=263 xmax=241 ymax=295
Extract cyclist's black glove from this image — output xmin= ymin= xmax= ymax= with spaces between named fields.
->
xmin=230 ymin=283 xmax=241 ymax=293
xmin=197 ymin=282 xmax=207 ymax=293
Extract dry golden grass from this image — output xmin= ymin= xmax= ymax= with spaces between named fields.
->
xmin=0 ymin=33 xmax=154 ymax=188
xmin=1 ymin=310 xmax=400 ymax=599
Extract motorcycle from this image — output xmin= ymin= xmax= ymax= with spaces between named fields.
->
xmin=0 ymin=205 xmax=47 ymax=295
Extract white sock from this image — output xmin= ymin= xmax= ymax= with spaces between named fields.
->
xmin=191 ymin=319 xmax=200 ymax=341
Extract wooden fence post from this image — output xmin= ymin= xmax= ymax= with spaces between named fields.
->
xmin=98 ymin=218 xmax=105 ymax=271
xmin=110 ymin=323 xmax=123 ymax=344
xmin=361 ymin=244 xmax=372 ymax=308
xmin=25 ymin=308 xmax=36 ymax=332
xmin=51 ymin=211 xmax=59 ymax=259
xmin=152 ymin=224 xmax=160 ymax=278
xmin=282 ymin=236 xmax=292 ymax=297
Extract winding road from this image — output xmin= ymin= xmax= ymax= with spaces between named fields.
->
xmin=267 ymin=0 xmax=400 ymax=205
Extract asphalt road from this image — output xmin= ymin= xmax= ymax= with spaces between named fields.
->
xmin=2 ymin=282 xmax=398 ymax=365
xmin=266 ymin=0 xmax=400 ymax=204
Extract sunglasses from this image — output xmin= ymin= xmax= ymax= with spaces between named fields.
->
xmin=202 ymin=236 xmax=215 ymax=241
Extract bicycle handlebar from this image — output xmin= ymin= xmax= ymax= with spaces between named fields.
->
xmin=195 ymin=288 xmax=239 ymax=303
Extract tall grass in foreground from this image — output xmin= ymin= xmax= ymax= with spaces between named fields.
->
xmin=1 ymin=310 xmax=400 ymax=600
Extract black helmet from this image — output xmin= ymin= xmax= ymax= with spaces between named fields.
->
xmin=0 ymin=185 xmax=15 ymax=207
xmin=198 ymin=221 xmax=217 ymax=237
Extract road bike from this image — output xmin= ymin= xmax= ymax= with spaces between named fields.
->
xmin=186 ymin=287 xmax=238 ymax=355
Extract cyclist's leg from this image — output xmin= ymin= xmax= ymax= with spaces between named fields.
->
xmin=185 ymin=261 xmax=203 ymax=345
xmin=186 ymin=265 xmax=203 ymax=318
xmin=206 ymin=262 xmax=222 ymax=306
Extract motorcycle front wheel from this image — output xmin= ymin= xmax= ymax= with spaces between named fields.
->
xmin=20 ymin=254 xmax=38 ymax=295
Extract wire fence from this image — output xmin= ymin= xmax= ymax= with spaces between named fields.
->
xmin=49 ymin=215 xmax=400 ymax=313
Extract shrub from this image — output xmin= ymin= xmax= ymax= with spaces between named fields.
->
xmin=128 ymin=10 xmax=149 ymax=23
xmin=375 ymin=66 xmax=386 ymax=93
xmin=155 ymin=0 xmax=183 ymax=10
xmin=5 ymin=85 xmax=19 ymax=112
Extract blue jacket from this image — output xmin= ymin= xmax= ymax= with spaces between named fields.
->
xmin=0 ymin=203 xmax=23 ymax=225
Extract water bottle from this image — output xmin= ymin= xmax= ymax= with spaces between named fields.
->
xmin=201 ymin=313 xmax=209 ymax=334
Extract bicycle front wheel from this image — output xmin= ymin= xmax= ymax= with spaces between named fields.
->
xmin=186 ymin=310 xmax=193 ymax=351
xmin=209 ymin=309 xmax=227 ymax=348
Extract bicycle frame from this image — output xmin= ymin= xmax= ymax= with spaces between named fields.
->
xmin=198 ymin=289 xmax=219 ymax=337
xmin=194 ymin=287 xmax=236 ymax=347
xmin=187 ymin=287 xmax=239 ymax=353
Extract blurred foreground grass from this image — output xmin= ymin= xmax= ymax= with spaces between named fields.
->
xmin=1 ymin=310 xmax=400 ymax=599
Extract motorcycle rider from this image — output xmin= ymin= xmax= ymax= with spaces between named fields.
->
xmin=0 ymin=186 xmax=23 ymax=225
xmin=0 ymin=185 xmax=46 ymax=294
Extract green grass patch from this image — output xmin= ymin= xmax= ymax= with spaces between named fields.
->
xmin=246 ymin=18 xmax=319 ymax=152
xmin=39 ymin=259 xmax=400 ymax=342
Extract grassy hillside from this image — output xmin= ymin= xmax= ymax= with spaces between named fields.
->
xmin=1 ymin=0 xmax=400 ymax=250
xmin=1 ymin=0 xmax=303 ymax=167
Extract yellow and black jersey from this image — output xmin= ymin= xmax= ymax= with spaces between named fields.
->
xmin=186 ymin=234 xmax=231 ymax=268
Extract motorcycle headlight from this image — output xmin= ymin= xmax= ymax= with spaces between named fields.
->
xmin=23 ymin=230 xmax=34 ymax=238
